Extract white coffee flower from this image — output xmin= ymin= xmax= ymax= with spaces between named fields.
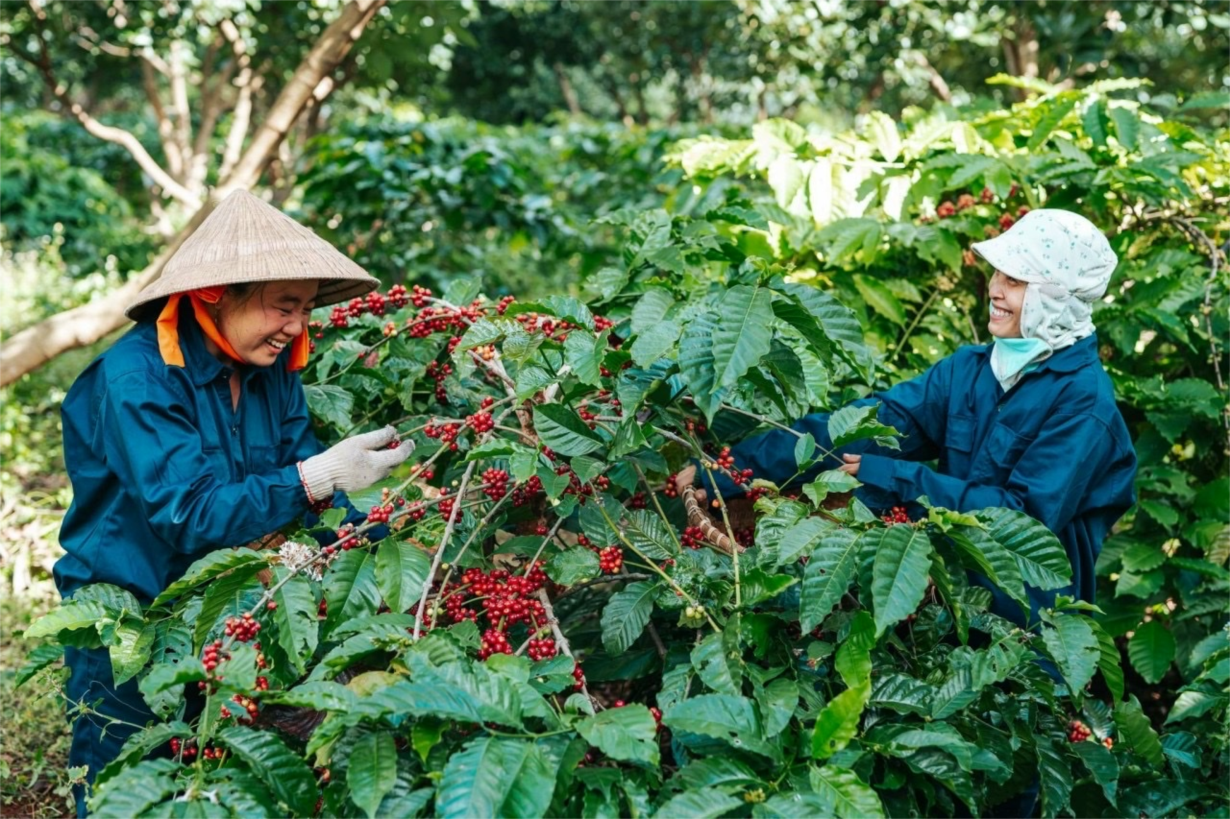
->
xmin=276 ymin=540 xmax=323 ymax=581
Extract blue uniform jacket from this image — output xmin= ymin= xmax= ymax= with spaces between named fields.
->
xmin=707 ymin=334 xmax=1137 ymax=623
xmin=55 ymin=312 xmax=365 ymax=605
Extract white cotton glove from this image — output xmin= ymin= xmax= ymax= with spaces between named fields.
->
xmin=299 ymin=426 xmax=414 ymax=503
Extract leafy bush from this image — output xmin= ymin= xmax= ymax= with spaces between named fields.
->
xmin=665 ymin=76 xmax=1230 ymax=801
xmin=22 ymin=219 xmax=1189 ymax=817
xmin=0 ymin=111 xmax=157 ymax=278
xmin=293 ymin=118 xmax=721 ymax=298
xmin=18 ymin=80 xmax=1227 ymax=818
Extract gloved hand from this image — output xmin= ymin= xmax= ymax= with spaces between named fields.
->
xmin=299 ymin=426 xmax=414 ymax=503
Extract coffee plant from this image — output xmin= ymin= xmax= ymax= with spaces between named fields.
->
xmin=19 ymin=80 xmax=1227 ymax=818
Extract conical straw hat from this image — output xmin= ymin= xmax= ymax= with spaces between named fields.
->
xmin=126 ymin=190 xmax=379 ymax=319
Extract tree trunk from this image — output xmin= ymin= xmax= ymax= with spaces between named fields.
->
xmin=1001 ymin=13 xmax=1039 ymax=100
xmin=553 ymin=62 xmax=581 ymax=116
xmin=0 ymin=0 xmax=386 ymax=388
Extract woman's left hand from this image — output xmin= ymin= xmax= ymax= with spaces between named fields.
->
xmin=838 ymin=454 xmax=861 ymax=477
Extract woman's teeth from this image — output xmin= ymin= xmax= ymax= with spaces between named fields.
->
xmin=991 ymin=307 xmax=1012 ymax=319
xmin=267 ymin=339 xmax=287 ymax=350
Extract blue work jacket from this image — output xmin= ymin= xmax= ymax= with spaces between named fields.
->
xmin=55 ymin=312 xmax=363 ymax=605
xmin=707 ymin=334 xmax=1137 ymax=624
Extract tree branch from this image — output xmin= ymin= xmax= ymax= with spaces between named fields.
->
xmin=218 ymin=0 xmax=385 ymax=194
xmin=14 ymin=7 xmax=200 ymax=207
xmin=140 ymin=51 xmax=182 ymax=181
xmin=168 ymin=39 xmax=193 ymax=183
xmin=0 ymin=0 xmax=388 ymax=387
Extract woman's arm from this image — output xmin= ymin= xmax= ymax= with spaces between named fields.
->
xmin=279 ymin=376 xmax=386 ymax=539
xmin=703 ymin=354 xmax=955 ymax=498
xmin=856 ymin=411 xmax=1117 ymax=533
xmin=102 ymin=371 xmax=312 ymax=554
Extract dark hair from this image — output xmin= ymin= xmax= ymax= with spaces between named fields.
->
xmin=223 ymin=282 xmax=264 ymax=307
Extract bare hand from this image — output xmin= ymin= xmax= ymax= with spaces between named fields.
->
xmin=674 ymin=464 xmax=707 ymax=504
xmin=838 ymin=453 xmax=861 ymax=477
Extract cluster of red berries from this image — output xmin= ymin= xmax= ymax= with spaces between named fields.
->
xmin=496 ymin=295 xmax=516 ymax=314
xmin=663 ymin=475 xmax=679 ymax=499
xmin=511 ymin=475 xmax=543 ymax=507
xmin=482 ymin=468 xmax=510 ymax=501
xmin=577 ymin=407 xmax=599 ymax=429
xmin=229 ymin=694 xmax=260 ymax=724
xmin=201 ymin=640 xmax=228 ymax=673
xmin=255 ymin=675 xmax=269 ymax=691
xmin=682 ymin=526 xmax=706 ymax=550
xmin=735 ymin=527 xmax=755 ymax=548
xmin=598 ymin=546 xmax=623 ymax=574
xmin=715 ymin=447 xmax=736 ymax=471
xmin=882 ymin=506 xmax=912 ymax=526
xmin=467 ymin=410 xmax=495 ymax=434
xmin=650 ymin=706 xmax=663 ymax=732
xmin=512 ymin=311 xmax=576 ymax=344
xmin=309 ymin=496 xmax=334 ymax=516
xmin=594 ymin=315 xmax=615 ymax=332
xmin=572 ymin=662 xmax=586 ymax=691
xmin=367 ymin=503 xmax=394 ymax=524
xmin=526 ymin=637 xmax=558 ymax=661
xmin=201 ymin=746 xmax=224 ymax=761
xmin=437 ymin=491 xmax=455 ymax=521
xmin=169 ymin=738 xmax=198 ymax=760
xmin=479 ymin=628 xmax=512 ymax=660
xmin=628 ymin=492 xmax=647 ymax=509
xmin=430 ymin=564 xmax=549 ymax=645
xmin=225 ymin=612 xmax=263 ymax=643
xmin=1067 ymin=720 xmax=1093 ymax=743
xmin=424 ymin=420 xmax=462 ymax=450
xmin=406 ymin=301 xmax=486 ymax=341
xmin=409 ymin=284 xmax=433 ymax=308
xmin=386 ymin=284 xmax=409 ymax=308
xmin=425 ymin=361 xmax=452 ymax=403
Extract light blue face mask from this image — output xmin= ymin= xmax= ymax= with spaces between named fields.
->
xmin=991 ymin=337 xmax=1052 ymax=392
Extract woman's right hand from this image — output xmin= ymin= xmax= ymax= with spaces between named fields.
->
xmin=675 ymin=464 xmax=706 ymax=505
xmin=299 ymin=426 xmax=414 ymax=502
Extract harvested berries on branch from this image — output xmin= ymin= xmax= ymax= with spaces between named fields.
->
xmin=882 ymin=506 xmax=911 ymax=525
xmin=1067 ymin=720 xmax=1092 ymax=743
xmin=223 ymin=612 xmax=261 ymax=642
xmin=467 ymin=411 xmax=495 ymax=434
xmin=682 ymin=526 xmax=705 ymax=550
xmin=479 ymin=628 xmax=513 ymax=660
xmin=527 ymin=638 xmax=557 ymax=661
xmin=598 ymin=546 xmax=623 ymax=574
xmin=482 ymin=468 xmax=510 ymax=501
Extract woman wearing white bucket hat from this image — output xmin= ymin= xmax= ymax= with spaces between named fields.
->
xmin=54 ymin=190 xmax=414 ymax=816
xmin=686 ymin=208 xmax=1137 ymax=625
xmin=680 ymin=209 xmax=1137 ymax=817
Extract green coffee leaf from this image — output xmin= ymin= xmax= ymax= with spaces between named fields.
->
xmin=576 ymin=704 xmax=659 ymax=765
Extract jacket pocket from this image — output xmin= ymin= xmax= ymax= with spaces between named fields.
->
xmin=248 ymin=444 xmax=280 ymax=476
xmin=972 ymin=421 xmax=1033 ymax=483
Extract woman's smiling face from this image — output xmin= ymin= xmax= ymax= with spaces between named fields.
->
xmin=987 ymin=270 xmax=1026 ymax=338
xmin=214 ymin=280 xmax=318 ymax=366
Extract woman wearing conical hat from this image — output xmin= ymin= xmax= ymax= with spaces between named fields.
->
xmin=53 ymin=190 xmax=413 ymax=816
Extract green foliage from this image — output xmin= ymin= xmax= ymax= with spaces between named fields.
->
xmin=294 ymin=117 xmax=704 ymax=298
xmin=18 ymin=79 xmax=1229 ymax=818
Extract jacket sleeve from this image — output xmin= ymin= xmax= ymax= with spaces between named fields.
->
xmin=857 ymin=411 xmax=1115 ymax=533
xmin=703 ymin=355 xmax=954 ymax=498
xmin=278 ymin=375 xmax=380 ymax=540
xmin=101 ymin=370 xmax=312 ymax=554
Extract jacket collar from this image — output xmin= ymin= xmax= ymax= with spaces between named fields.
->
xmin=974 ymin=333 xmax=1098 ymax=374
